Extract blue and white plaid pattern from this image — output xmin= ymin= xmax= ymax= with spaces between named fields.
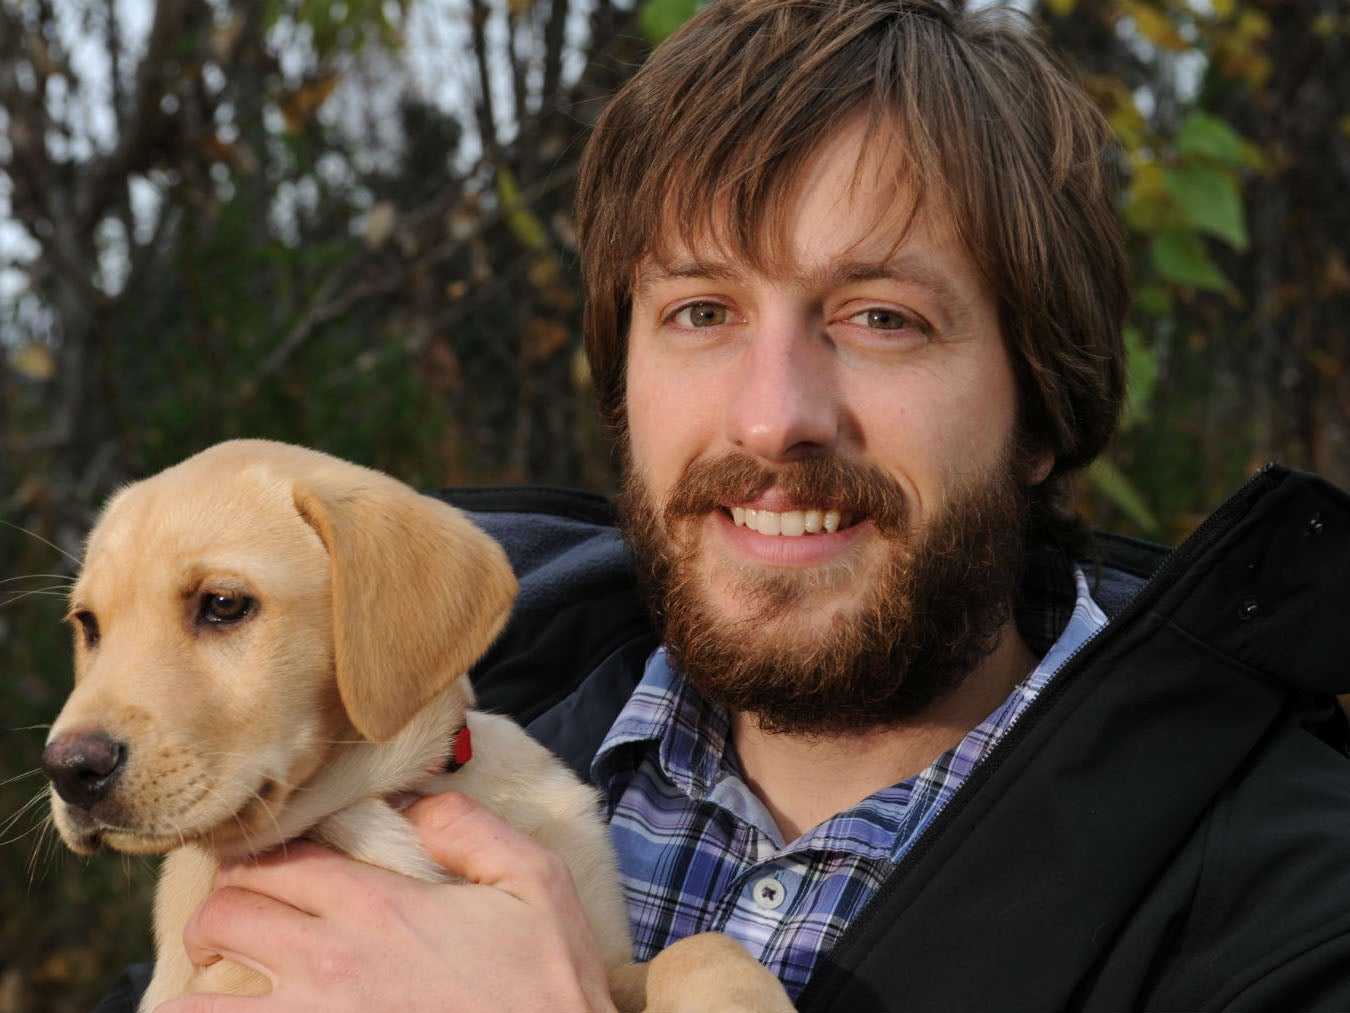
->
xmin=593 ymin=565 xmax=1108 ymax=1000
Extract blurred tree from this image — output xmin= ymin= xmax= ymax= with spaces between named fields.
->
xmin=0 ymin=0 xmax=645 ymax=1007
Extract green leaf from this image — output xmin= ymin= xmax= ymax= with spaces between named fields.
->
xmin=639 ymin=0 xmax=700 ymax=46
xmin=1151 ymin=229 xmax=1232 ymax=293
xmin=1087 ymin=458 xmax=1160 ymax=535
xmin=1134 ymin=283 xmax=1174 ymax=318
xmin=1175 ymin=113 xmax=1246 ymax=166
xmin=1162 ymin=165 xmax=1248 ymax=250
xmin=495 ymin=165 xmax=549 ymax=252
xmin=1121 ymin=326 xmax=1157 ymax=429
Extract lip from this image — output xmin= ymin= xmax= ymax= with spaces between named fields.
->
xmin=711 ymin=507 xmax=871 ymax=567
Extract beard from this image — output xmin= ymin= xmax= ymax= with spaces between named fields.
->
xmin=617 ymin=446 xmax=1030 ymax=737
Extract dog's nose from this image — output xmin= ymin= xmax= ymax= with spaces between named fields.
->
xmin=42 ymin=731 xmax=127 ymax=809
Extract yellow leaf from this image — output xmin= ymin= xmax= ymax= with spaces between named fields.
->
xmin=1312 ymin=14 xmax=1339 ymax=37
xmin=1045 ymin=0 xmax=1077 ymax=14
xmin=279 ymin=72 xmax=340 ymax=132
xmin=522 ymin=318 xmax=570 ymax=365
xmin=571 ymin=343 xmax=592 ymax=392
xmin=363 ymin=201 xmax=398 ymax=251
xmin=495 ymin=165 xmax=549 ymax=252
xmin=1129 ymin=159 xmax=1169 ymax=202
xmin=1088 ymin=74 xmax=1147 ymax=151
xmin=1121 ymin=1 xmax=1190 ymax=52
xmin=1322 ymin=250 xmax=1350 ymax=297
xmin=1122 ymin=159 xmax=1174 ymax=234
xmin=11 ymin=342 xmax=55 ymax=381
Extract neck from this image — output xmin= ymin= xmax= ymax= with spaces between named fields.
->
xmin=731 ymin=623 xmax=1038 ymax=842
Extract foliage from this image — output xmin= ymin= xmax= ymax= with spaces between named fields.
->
xmin=639 ymin=0 xmax=700 ymax=43
xmin=1045 ymin=0 xmax=1349 ymax=540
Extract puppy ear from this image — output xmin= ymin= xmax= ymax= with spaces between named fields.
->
xmin=293 ymin=470 xmax=517 ymax=742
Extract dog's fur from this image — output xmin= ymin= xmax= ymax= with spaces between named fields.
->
xmin=44 ymin=440 xmax=793 ymax=1013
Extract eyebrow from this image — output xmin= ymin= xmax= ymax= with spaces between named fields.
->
xmin=632 ymin=259 xmax=739 ymax=301
xmin=634 ymin=253 xmax=970 ymax=319
xmin=825 ymin=256 xmax=966 ymax=308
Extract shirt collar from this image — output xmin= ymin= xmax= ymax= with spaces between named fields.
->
xmin=592 ymin=645 xmax=732 ymax=799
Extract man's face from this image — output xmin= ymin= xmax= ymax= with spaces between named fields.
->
xmin=620 ymin=118 xmax=1048 ymax=734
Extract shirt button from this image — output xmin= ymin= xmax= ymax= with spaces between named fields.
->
xmin=752 ymin=876 xmax=788 ymax=911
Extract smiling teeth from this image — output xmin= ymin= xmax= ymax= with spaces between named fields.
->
xmin=731 ymin=507 xmax=846 ymax=535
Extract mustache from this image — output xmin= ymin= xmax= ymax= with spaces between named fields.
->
xmin=662 ymin=451 xmax=909 ymax=535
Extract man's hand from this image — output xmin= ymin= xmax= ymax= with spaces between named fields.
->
xmin=154 ymin=792 xmax=619 ymax=1013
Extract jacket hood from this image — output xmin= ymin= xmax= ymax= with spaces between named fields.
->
xmin=1143 ymin=464 xmax=1350 ymax=696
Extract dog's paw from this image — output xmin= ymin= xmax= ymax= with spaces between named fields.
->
xmin=638 ymin=932 xmax=796 ymax=1013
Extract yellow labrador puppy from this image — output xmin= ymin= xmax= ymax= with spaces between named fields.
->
xmin=42 ymin=440 xmax=792 ymax=1013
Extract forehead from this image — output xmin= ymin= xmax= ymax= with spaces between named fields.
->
xmin=636 ymin=115 xmax=973 ymax=292
xmin=74 ymin=462 xmax=323 ymax=604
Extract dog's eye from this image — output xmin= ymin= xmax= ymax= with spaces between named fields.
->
xmin=200 ymin=593 xmax=255 ymax=625
xmin=72 ymin=610 xmax=100 ymax=648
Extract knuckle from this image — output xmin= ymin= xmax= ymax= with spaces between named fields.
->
xmin=417 ymin=790 xmax=478 ymax=833
xmin=526 ymin=846 xmax=573 ymax=892
xmin=191 ymin=884 xmax=248 ymax=939
xmin=310 ymin=943 xmax=361 ymax=987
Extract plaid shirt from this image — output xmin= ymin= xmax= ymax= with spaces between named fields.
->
xmin=592 ymin=559 xmax=1107 ymax=1000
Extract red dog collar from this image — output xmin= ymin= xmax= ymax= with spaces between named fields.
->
xmin=444 ymin=725 xmax=473 ymax=772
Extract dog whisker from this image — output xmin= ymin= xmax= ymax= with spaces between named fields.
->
xmin=3 ymin=722 xmax=53 ymax=735
xmin=0 ymin=586 xmax=75 ymax=609
xmin=25 ymin=814 xmax=60 ymax=890
xmin=190 ymin=778 xmax=268 ymax=857
xmin=0 ymin=517 xmax=82 ymax=565
xmin=8 ymin=787 xmax=67 ymax=893
xmin=0 ymin=783 xmax=53 ymax=845
xmin=0 ymin=572 xmax=76 ymax=586
xmin=0 ymin=765 xmax=48 ymax=789
xmin=252 ymin=786 xmax=288 ymax=850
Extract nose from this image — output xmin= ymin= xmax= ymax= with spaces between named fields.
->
xmin=42 ymin=731 xmax=127 ymax=810
xmin=725 ymin=317 xmax=840 ymax=460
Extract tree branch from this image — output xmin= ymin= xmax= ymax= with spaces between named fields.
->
xmin=83 ymin=0 xmax=191 ymax=225
xmin=468 ymin=0 xmax=501 ymax=159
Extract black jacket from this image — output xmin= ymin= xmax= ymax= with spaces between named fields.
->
xmin=96 ymin=464 xmax=1350 ymax=1012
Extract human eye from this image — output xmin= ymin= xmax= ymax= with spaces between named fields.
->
xmin=845 ymin=306 xmax=927 ymax=333
xmin=669 ymin=300 xmax=732 ymax=328
xmin=837 ymin=301 xmax=934 ymax=348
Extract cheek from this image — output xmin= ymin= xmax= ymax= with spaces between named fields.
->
xmin=849 ymin=360 xmax=1019 ymax=491
xmin=625 ymin=347 xmax=722 ymax=493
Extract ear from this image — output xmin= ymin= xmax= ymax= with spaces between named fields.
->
xmin=293 ymin=469 xmax=517 ymax=742
xmin=1025 ymin=448 xmax=1055 ymax=487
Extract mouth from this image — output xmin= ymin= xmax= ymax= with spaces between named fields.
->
xmin=55 ymin=775 xmax=288 ymax=858
xmin=61 ymin=817 xmax=178 ymax=856
xmin=727 ymin=506 xmax=858 ymax=537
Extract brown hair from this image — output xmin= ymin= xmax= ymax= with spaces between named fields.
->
xmin=576 ymin=0 xmax=1129 ymax=547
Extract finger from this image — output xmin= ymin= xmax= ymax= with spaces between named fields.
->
xmin=153 ymin=995 xmax=266 ymax=1013
xmin=406 ymin=792 xmax=575 ymax=905
xmin=181 ymin=884 xmax=312 ymax=980
xmin=411 ymin=793 xmax=618 ymax=1010
xmin=212 ymin=840 xmax=373 ymax=916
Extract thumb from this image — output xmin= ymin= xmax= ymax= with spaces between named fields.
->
xmin=406 ymin=791 xmax=572 ymax=902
